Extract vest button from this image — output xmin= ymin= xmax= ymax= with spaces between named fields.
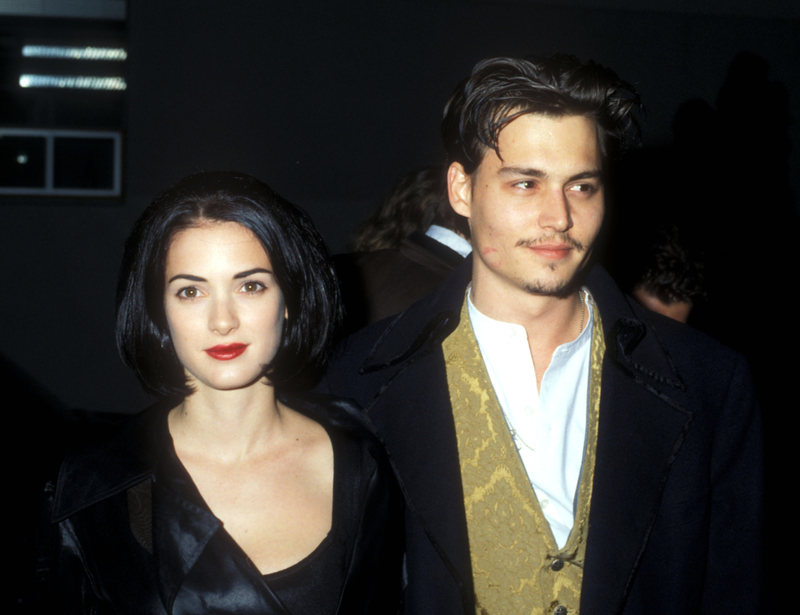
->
xmin=550 ymin=558 xmax=565 ymax=571
xmin=554 ymin=605 xmax=568 ymax=615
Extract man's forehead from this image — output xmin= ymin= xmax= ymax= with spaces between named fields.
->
xmin=498 ymin=110 xmax=599 ymax=141
xmin=479 ymin=112 xmax=601 ymax=171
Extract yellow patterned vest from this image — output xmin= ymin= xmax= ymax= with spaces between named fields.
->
xmin=443 ymin=298 xmax=604 ymax=615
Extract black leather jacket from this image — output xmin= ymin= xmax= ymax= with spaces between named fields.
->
xmin=35 ymin=394 xmax=404 ymax=614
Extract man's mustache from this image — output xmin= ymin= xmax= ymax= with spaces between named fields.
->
xmin=515 ymin=234 xmax=586 ymax=252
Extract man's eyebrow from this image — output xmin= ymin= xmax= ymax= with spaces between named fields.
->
xmin=497 ymin=166 xmax=547 ymax=178
xmin=569 ymin=170 xmax=603 ymax=182
xmin=234 ymin=268 xmax=272 ymax=279
xmin=497 ymin=167 xmax=603 ymax=182
xmin=167 ymin=274 xmax=206 ymax=284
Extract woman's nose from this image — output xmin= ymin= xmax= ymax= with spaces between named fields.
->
xmin=209 ymin=297 xmax=239 ymax=335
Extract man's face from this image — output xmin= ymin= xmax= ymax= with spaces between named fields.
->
xmin=449 ymin=113 xmax=604 ymax=308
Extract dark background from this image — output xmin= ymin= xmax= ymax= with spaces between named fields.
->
xmin=3 ymin=3 xmax=795 ymax=611
xmin=1 ymin=0 xmax=798 ymax=416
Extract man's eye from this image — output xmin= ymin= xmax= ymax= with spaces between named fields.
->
xmin=514 ymin=180 xmax=537 ymax=190
xmin=569 ymin=183 xmax=596 ymax=194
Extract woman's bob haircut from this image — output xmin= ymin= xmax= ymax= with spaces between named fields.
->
xmin=116 ymin=171 xmax=342 ymax=399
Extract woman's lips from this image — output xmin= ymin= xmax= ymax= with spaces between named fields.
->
xmin=204 ymin=343 xmax=249 ymax=360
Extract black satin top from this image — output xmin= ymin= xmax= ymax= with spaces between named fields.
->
xmin=262 ymin=424 xmax=360 ymax=614
xmin=264 ymin=533 xmax=343 ymax=615
xmin=35 ymin=394 xmax=404 ymax=615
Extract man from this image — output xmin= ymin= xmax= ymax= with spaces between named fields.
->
xmin=324 ymin=56 xmax=763 ymax=614
xmin=628 ymin=225 xmax=705 ymax=324
xmin=335 ymin=166 xmax=471 ymax=334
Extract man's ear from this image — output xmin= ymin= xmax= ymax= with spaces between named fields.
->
xmin=447 ymin=162 xmax=471 ymax=218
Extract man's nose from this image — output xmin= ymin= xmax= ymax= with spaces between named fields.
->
xmin=538 ymin=189 xmax=573 ymax=232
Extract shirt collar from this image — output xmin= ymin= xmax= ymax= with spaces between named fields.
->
xmin=466 ymin=284 xmax=595 ymax=353
xmin=425 ymin=224 xmax=472 ymax=257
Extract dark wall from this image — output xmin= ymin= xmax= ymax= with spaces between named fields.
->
xmin=1 ymin=0 xmax=798 ymax=413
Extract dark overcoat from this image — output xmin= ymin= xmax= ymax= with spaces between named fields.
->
xmin=323 ymin=258 xmax=764 ymax=614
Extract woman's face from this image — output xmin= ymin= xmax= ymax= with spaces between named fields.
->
xmin=163 ymin=221 xmax=286 ymax=393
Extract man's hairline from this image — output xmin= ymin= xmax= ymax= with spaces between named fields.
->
xmin=465 ymin=109 xmax=604 ymax=179
xmin=446 ymin=109 xmax=605 ymax=217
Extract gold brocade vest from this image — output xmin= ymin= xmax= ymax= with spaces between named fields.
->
xmin=443 ymin=298 xmax=605 ymax=615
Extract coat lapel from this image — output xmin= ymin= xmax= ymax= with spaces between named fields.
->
xmin=357 ymin=258 xmax=475 ymax=611
xmin=581 ymin=267 xmax=694 ymax=615
xmin=150 ymin=480 xmax=221 ymax=611
xmin=150 ymin=413 xmax=289 ymax=615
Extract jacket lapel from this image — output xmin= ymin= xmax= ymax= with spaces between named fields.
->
xmin=581 ymin=266 xmax=694 ymax=615
xmin=357 ymin=258 xmax=475 ymax=611
xmin=150 ymin=412 xmax=289 ymax=615
xmin=150 ymin=480 xmax=221 ymax=611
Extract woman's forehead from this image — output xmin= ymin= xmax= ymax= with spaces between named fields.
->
xmin=165 ymin=222 xmax=271 ymax=272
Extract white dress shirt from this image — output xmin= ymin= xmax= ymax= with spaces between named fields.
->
xmin=467 ymin=288 xmax=594 ymax=549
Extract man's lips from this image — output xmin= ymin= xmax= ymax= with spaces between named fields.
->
xmin=525 ymin=244 xmax=574 ymax=259
xmin=205 ymin=343 xmax=249 ymax=360
xmin=517 ymin=235 xmax=584 ymax=260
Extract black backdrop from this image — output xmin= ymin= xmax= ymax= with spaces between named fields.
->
xmin=1 ymin=0 xmax=798 ymax=414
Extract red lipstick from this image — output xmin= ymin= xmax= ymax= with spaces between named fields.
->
xmin=205 ymin=343 xmax=248 ymax=360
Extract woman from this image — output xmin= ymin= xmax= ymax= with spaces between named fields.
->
xmin=37 ymin=172 xmax=403 ymax=614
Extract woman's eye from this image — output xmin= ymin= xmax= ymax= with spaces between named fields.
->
xmin=242 ymin=281 xmax=265 ymax=293
xmin=177 ymin=287 xmax=200 ymax=299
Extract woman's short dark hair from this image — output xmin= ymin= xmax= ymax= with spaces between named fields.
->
xmin=442 ymin=54 xmax=642 ymax=174
xmin=116 ymin=171 xmax=342 ymax=399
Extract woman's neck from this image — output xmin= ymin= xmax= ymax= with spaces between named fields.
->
xmin=168 ymin=379 xmax=288 ymax=464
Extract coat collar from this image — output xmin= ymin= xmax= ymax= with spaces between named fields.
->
xmin=356 ymin=259 xmax=694 ymax=615
xmin=403 ymin=231 xmax=466 ymax=270
xmin=50 ymin=393 xmax=366 ymax=520
xmin=358 ymin=254 xmax=468 ymax=376
xmin=585 ymin=264 xmax=688 ymax=400
xmin=51 ymin=405 xmax=164 ymax=523
xmin=52 ymin=404 xmax=289 ymax=614
xmin=359 ymin=259 xmax=691 ymax=412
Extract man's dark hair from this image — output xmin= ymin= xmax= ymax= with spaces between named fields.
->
xmin=634 ymin=225 xmax=706 ymax=307
xmin=442 ymin=55 xmax=642 ymax=174
xmin=348 ymin=166 xmax=444 ymax=252
xmin=348 ymin=166 xmax=471 ymax=250
xmin=116 ymin=171 xmax=342 ymax=399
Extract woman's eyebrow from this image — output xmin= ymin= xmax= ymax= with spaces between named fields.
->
xmin=168 ymin=273 xmax=205 ymax=284
xmin=234 ymin=268 xmax=272 ymax=279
